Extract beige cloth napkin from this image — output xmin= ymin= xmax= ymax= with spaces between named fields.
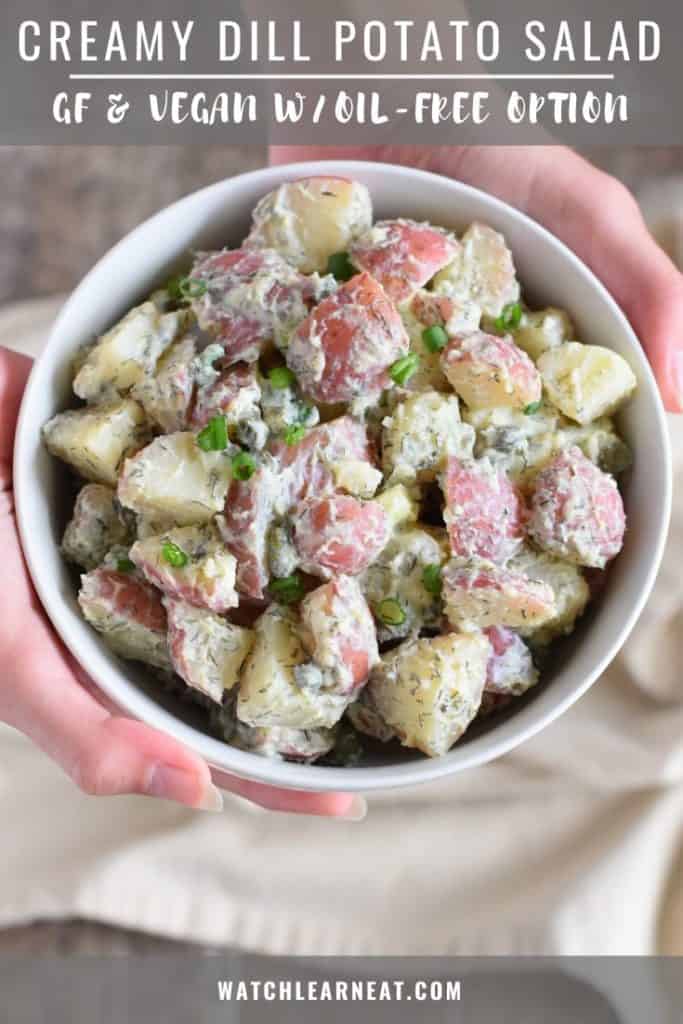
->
xmin=1 ymin=294 xmax=682 ymax=959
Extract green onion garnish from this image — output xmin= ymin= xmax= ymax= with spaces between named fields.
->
xmin=165 ymin=276 xmax=184 ymax=301
xmin=284 ymin=424 xmax=306 ymax=446
xmin=326 ymin=251 xmax=356 ymax=282
xmin=524 ymin=400 xmax=543 ymax=416
xmin=422 ymin=325 xmax=449 ymax=353
xmin=232 ymin=451 xmax=257 ymax=481
xmin=268 ymin=366 xmax=296 ymax=390
xmin=494 ymin=302 xmax=522 ymax=333
xmin=422 ymin=564 xmax=443 ymax=596
xmin=178 ymin=277 xmax=207 ymax=300
xmin=270 ymin=573 xmax=305 ymax=605
xmin=197 ymin=415 xmax=229 ymax=452
xmin=116 ymin=558 xmax=136 ymax=574
xmin=161 ymin=541 xmax=188 ymax=569
xmin=389 ymin=353 xmax=420 ymax=387
xmin=376 ymin=598 xmax=406 ymax=627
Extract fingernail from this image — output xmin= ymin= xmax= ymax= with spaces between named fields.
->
xmin=336 ymin=795 xmax=367 ymax=822
xmin=147 ymin=764 xmax=224 ymax=814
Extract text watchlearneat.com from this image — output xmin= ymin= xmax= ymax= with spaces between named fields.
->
xmin=0 ymin=1 xmax=682 ymax=1021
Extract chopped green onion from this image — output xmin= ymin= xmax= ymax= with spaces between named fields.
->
xmin=197 ymin=415 xmax=229 ymax=452
xmin=422 ymin=324 xmax=449 ymax=353
xmin=161 ymin=541 xmax=188 ymax=569
xmin=232 ymin=451 xmax=257 ymax=481
xmin=494 ymin=302 xmax=522 ymax=333
xmin=284 ymin=424 xmax=306 ymax=446
xmin=376 ymin=598 xmax=406 ymax=627
xmin=178 ymin=277 xmax=207 ymax=300
xmin=326 ymin=251 xmax=356 ymax=282
xmin=524 ymin=400 xmax=543 ymax=416
xmin=422 ymin=563 xmax=443 ymax=597
xmin=389 ymin=353 xmax=420 ymax=387
xmin=270 ymin=573 xmax=305 ymax=605
xmin=165 ymin=275 xmax=184 ymax=301
xmin=268 ymin=366 xmax=296 ymax=390
xmin=116 ymin=558 xmax=136 ymax=574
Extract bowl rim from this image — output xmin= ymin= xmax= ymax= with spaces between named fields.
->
xmin=13 ymin=159 xmax=673 ymax=792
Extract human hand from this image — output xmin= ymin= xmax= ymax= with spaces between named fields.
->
xmin=1 ymin=347 xmax=361 ymax=818
xmin=271 ymin=145 xmax=683 ymax=413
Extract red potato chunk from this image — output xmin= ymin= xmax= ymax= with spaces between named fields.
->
xmin=217 ymin=460 xmax=282 ymax=601
xmin=190 ymin=363 xmax=260 ymax=430
xmin=78 ymin=567 xmax=170 ymax=670
xmin=441 ymin=331 xmax=542 ymax=411
xmin=300 ymin=576 xmax=379 ymax=695
xmin=349 ymin=220 xmax=458 ymax=304
xmin=443 ymin=561 xmax=556 ymax=630
xmin=443 ymin=457 xmax=526 ymax=565
xmin=484 ymin=626 xmax=538 ymax=696
xmin=189 ymin=248 xmax=311 ymax=364
xmin=219 ymin=418 xmax=374 ymax=600
xmin=273 ymin=415 xmax=374 ymax=506
xmin=129 ymin=524 xmax=238 ymax=614
xmin=293 ymin=495 xmax=390 ymax=579
xmin=528 ymin=446 xmax=626 ymax=569
xmin=286 ymin=273 xmax=408 ymax=404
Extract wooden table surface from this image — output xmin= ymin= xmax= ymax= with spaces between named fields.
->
xmin=1 ymin=143 xmax=682 ymax=954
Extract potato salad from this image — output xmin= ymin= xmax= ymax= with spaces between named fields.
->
xmin=43 ymin=175 xmax=637 ymax=765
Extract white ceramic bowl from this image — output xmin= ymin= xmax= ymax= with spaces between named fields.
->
xmin=14 ymin=161 xmax=672 ymax=793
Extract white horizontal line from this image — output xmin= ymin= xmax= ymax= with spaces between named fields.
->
xmin=69 ymin=73 xmax=616 ymax=81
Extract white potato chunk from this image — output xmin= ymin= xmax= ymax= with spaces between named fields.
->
xmin=538 ymin=342 xmax=637 ymax=424
xmin=509 ymin=307 xmax=573 ymax=362
xmin=132 ymin=333 xmax=197 ymax=432
xmin=443 ymin=562 xmax=557 ymax=630
xmin=331 ymin=458 xmax=383 ymax=499
xmin=374 ymin=484 xmax=420 ymax=529
xmin=510 ymin=546 xmax=590 ymax=647
xmin=78 ymin=566 xmax=171 ymax=671
xmin=73 ymin=303 xmax=188 ymax=403
xmin=432 ymin=222 xmax=520 ymax=318
xmin=43 ymin=399 xmax=148 ymax=486
xmin=130 ymin=524 xmax=238 ymax=613
xmin=361 ymin=527 xmax=447 ymax=641
xmin=245 ymin=177 xmax=373 ymax=273
xmin=237 ymin=606 xmax=347 ymax=729
xmin=62 ymin=483 xmax=131 ymax=570
xmin=382 ymin=391 xmax=474 ymax=484
xmin=366 ymin=632 xmax=490 ymax=757
xmin=165 ymin=597 xmax=253 ymax=704
xmin=118 ymin=432 xmax=232 ymax=526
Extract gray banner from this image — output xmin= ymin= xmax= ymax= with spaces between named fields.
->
xmin=0 ymin=0 xmax=681 ymax=144
xmin=0 ymin=956 xmax=681 ymax=1022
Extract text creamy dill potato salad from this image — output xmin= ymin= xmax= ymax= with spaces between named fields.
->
xmin=42 ymin=176 xmax=637 ymax=765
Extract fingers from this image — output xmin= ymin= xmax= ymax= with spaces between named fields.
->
xmin=7 ymin=631 xmax=222 ymax=810
xmin=213 ymin=771 xmax=366 ymax=819
xmin=270 ymin=145 xmax=683 ymax=412
xmin=0 ymin=346 xmax=33 ymax=482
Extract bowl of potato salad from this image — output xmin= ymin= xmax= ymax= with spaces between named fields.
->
xmin=14 ymin=162 xmax=671 ymax=792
